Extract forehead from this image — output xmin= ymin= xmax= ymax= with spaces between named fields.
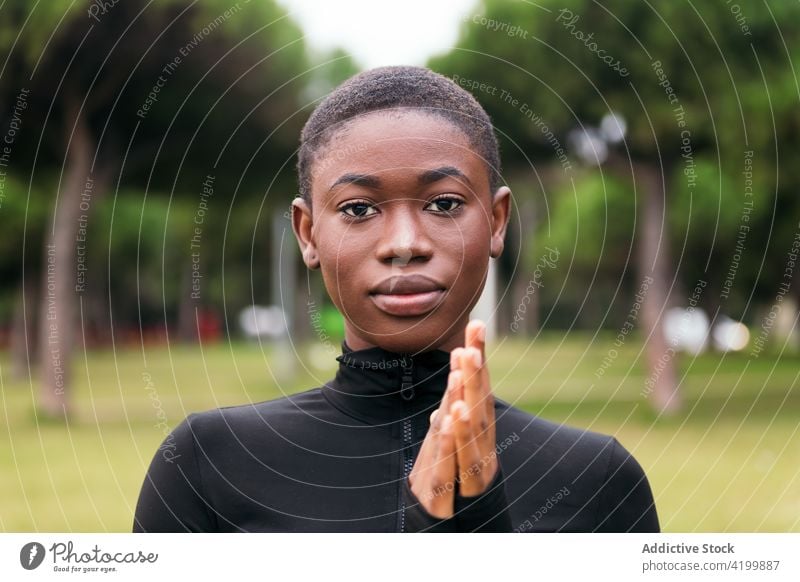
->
xmin=311 ymin=110 xmax=488 ymax=193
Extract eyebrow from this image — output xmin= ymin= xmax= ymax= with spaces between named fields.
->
xmin=328 ymin=166 xmax=471 ymax=192
xmin=328 ymin=173 xmax=382 ymax=191
xmin=418 ymin=166 xmax=472 ymax=187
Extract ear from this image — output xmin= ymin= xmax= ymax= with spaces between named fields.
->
xmin=291 ymin=197 xmax=320 ymax=270
xmin=489 ymin=186 xmax=512 ymax=259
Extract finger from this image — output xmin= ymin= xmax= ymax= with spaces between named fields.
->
xmin=446 ymin=369 xmax=464 ymax=414
xmin=450 ymin=400 xmax=487 ymax=497
xmin=480 ymin=361 xmax=495 ymax=429
xmin=413 ymin=401 xmax=445 ymax=485
xmin=466 ymin=320 xmax=488 ymax=397
xmin=430 ymin=374 xmax=452 ymax=433
xmin=466 ymin=320 xmax=495 ymax=421
xmin=420 ymin=381 xmax=450 ymax=467
xmin=459 ymin=346 xmax=485 ymax=435
xmin=415 ymin=411 xmax=436 ymax=469
xmin=450 ymin=347 xmax=462 ymax=370
xmin=434 ymin=367 xmax=460 ymax=430
xmin=413 ymin=364 xmax=462 ymax=494
xmin=466 ymin=319 xmax=486 ymax=362
xmin=429 ymin=413 xmax=456 ymax=518
xmin=421 ymin=368 xmax=459 ymax=467
xmin=449 ymin=348 xmax=464 ymax=402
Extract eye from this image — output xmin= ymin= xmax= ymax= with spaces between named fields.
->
xmin=339 ymin=200 xmax=378 ymax=219
xmin=425 ymin=195 xmax=463 ymax=213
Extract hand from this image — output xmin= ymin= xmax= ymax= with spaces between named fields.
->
xmin=449 ymin=319 xmax=498 ymax=497
xmin=407 ymin=320 xmax=497 ymax=517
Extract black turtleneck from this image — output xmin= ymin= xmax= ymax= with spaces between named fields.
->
xmin=133 ymin=341 xmax=660 ymax=532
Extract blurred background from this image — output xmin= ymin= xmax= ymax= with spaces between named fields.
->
xmin=0 ymin=0 xmax=798 ymax=532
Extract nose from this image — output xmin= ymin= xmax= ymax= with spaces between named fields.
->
xmin=374 ymin=202 xmax=434 ymax=266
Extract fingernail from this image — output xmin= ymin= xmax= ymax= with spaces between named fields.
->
xmin=450 ymin=348 xmax=461 ymax=368
xmin=441 ymin=415 xmax=452 ymax=433
xmin=452 ymin=400 xmax=468 ymax=419
xmin=476 ymin=322 xmax=486 ymax=342
xmin=472 ymin=349 xmax=482 ymax=367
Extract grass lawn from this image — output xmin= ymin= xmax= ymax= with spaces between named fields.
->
xmin=1 ymin=332 xmax=798 ymax=532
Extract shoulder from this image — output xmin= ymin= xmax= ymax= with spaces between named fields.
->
xmin=185 ymin=387 xmax=327 ymax=432
xmin=494 ymin=398 xmax=617 ymax=464
xmin=494 ymin=399 xmax=660 ymax=532
xmin=173 ymin=388 xmax=332 ymax=456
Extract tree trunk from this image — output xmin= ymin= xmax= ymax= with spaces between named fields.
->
xmin=38 ymin=96 xmax=94 ymax=419
xmin=10 ymin=272 xmax=38 ymax=381
xmin=634 ymin=161 xmax=682 ymax=414
xmin=85 ymin=274 xmax=112 ymax=348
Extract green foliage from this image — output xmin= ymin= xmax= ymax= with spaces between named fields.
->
xmin=431 ymin=0 xmax=800 ymax=319
xmin=81 ymin=192 xmax=183 ymax=322
xmin=0 ymin=175 xmax=48 ymax=265
xmin=0 ymin=0 xmax=312 ymax=327
xmin=432 ymin=0 xmax=800 ymax=161
xmin=538 ymin=169 xmax=634 ymax=269
xmin=320 ymin=305 xmax=345 ymax=340
xmin=670 ymin=156 xmax=739 ymax=243
xmin=1 ymin=0 xmax=310 ymax=193
xmin=534 ymin=169 xmax=636 ymax=325
xmin=0 ymin=1 xmax=80 ymax=64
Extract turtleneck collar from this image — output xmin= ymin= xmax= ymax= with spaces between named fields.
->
xmin=321 ymin=340 xmax=452 ymax=425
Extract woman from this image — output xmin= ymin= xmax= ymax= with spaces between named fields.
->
xmin=133 ymin=66 xmax=660 ymax=532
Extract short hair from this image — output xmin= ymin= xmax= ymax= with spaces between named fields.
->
xmin=296 ymin=65 xmax=502 ymax=205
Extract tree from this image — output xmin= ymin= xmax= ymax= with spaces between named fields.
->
xmin=430 ymin=0 xmax=800 ymax=413
xmin=0 ymin=0 xmax=308 ymax=418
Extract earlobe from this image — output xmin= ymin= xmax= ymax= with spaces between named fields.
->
xmin=303 ymin=247 xmax=319 ymax=270
xmin=489 ymin=186 xmax=512 ymax=259
xmin=291 ymin=197 xmax=320 ymax=270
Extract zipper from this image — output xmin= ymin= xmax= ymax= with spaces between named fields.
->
xmin=400 ymin=416 xmax=413 ymax=532
xmin=399 ymin=356 xmax=415 ymax=532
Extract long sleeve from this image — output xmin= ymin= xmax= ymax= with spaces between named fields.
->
xmin=594 ymin=437 xmax=660 ymax=532
xmin=401 ymin=477 xmax=458 ymax=532
xmin=401 ymin=467 xmax=512 ymax=532
xmin=132 ymin=415 xmax=217 ymax=532
xmin=453 ymin=466 xmax=513 ymax=532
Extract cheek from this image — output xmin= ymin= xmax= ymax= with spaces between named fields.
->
xmin=316 ymin=224 xmax=372 ymax=305
xmin=447 ymin=215 xmax=491 ymax=298
xmin=456 ymin=241 xmax=489 ymax=295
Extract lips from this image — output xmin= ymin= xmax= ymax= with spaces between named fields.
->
xmin=369 ymin=274 xmax=446 ymax=317
xmin=370 ymin=274 xmax=445 ymax=295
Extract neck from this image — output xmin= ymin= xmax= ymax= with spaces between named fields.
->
xmin=320 ymin=340 xmax=452 ymax=424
